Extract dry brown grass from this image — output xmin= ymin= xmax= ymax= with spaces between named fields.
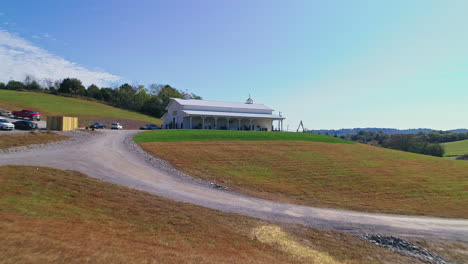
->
xmin=139 ymin=141 xmax=468 ymax=218
xmin=411 ymin=238 xmax=468 ymax=264
xmin=0 ymin=132 xmax=68 ymax=149
xmin=0 ymin=165 xmax=425 ymax=264
xmin=0 ymin=102 xmax=31 ymax=113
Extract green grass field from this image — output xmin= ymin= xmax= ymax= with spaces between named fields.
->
xmin=134 ymin=129 xmax=351 ymax=143
xmin=0 ymin=90 xmax=161 ymax=124
xmin=442 ymin=139 xmax=468 ymax=157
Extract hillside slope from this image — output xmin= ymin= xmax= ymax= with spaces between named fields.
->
xmin=442 ymin=139 xmax=468 ymax=157
xmin=138 ymin=130 xmax=468 ymax=218
xmin=0 ymin=90 xmax=161 ymax=127
xmin=0 ymin=165 xmax=425 ymax=264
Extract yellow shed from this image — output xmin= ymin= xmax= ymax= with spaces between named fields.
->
xmin=46 ymin=116 xmax=79 ymax=131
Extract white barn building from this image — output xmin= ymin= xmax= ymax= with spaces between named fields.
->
xmin=162 ymin=94 xmax=285 ymax=131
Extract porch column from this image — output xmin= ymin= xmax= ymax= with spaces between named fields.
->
xmin=214 ymin=117 xmax=218 ymax=129
xmin=189 ymin=116 xmax=192 ymax=129
xmin=249 ymin=119 xmax=253 ymax=131
xmin=238 ymin=119 xmax=241 ymax=130
xmin=226 ymin=118 xmax=230 ymax=130
xmin=202 ymin=116 xmax=205 ymax=129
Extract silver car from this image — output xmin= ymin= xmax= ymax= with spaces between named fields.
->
xmin=0 ymin=119 xmax=15 ymax=130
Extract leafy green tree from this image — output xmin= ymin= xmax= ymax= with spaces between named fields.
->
xmin=58 ymin=78 xmax=86 ymax=95
xmin=134 ymin=85 xmax=150 ymax=110
xmin=382 ymin=134 xmax=415 ymax=151
xmin=422 ymin=143 xmax=445 ymax=157
xmin=26 ymin=80 xmax=42 ymax=90
xmin=0 ymin=82 xmax=5 ymax=90
xmin=86 ymin=84 xmax=101 ymax=99
xmin=191 ymin=93 xmax=202 ymax=100
xmin=111 ymin=83 xmax=137 ymax=110
xmin=157 ymin=85 xmax=183 ymax=106
xmin=99 ymin=87 xmax=113 ymax=102
xmin=5 ymin=80 xmax=25 ymax=90
xmin=141 ymin=96 xmax=164 ymax=117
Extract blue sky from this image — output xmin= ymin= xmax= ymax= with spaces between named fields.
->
xmin=0 ymin=0 xmax=467 ymax=130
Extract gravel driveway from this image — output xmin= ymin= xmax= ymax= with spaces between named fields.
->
xmin=1 ymin=130 xmax=467 ymax=242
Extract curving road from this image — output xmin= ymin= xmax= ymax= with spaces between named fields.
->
xmin=1 ymin=130 xmax=467 ymax=242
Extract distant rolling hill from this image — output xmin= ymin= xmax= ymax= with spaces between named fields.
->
xmin=0 ymin=90 xmax=161 ymax=128
xmin=442 ymin=139 xmax=468 ymax=157
xmin=310 ymin=127 xmax=468 ymax=136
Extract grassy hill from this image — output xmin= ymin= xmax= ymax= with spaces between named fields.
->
xmin=0 ymin=165 xmax=424 ymax=264
xmin=137 ymin=130 xmax=468 ymax=218
xmin=0 ymin=90 xmax=161 ymax=126
xmin=442 ymin=139 xmax=468 ymax=157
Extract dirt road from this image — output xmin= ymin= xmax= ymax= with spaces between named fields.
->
xmin=1 ymin=130 xmax=467 ymax=242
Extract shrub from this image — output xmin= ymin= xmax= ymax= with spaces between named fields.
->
xmin=5 ymin=80 xmax=25 ymax=90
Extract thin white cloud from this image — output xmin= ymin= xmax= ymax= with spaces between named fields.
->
xmin=31 ymin=33 xmax=56 ymax=41
xmin=0 ymin=29 xmax=121 ymax=86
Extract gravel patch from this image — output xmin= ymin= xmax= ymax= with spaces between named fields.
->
xmin=361 ymin=234 xmax=453 ymax=264
xmin=0 ymin=130 xmax=98 ymax=154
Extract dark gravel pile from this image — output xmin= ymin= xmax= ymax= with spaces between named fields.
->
xmin=209 ymin=182 xmax=228 ymax=190
xmin=361 ymin=234 xmax=452 ymax=264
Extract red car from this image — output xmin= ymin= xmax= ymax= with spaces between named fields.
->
xmin=12 ymin=109 xmax=42 ymax=121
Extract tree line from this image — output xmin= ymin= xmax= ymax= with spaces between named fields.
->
xmin=338 ymin=130 xmax=452 ymax=157
xmin=0 ymin=76 xmax=201 ymax=118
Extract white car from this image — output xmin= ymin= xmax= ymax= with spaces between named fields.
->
xmin=110 ymin=123 xmax=123 ymax=130
xmin=0 ymin=109 xmax=12 ymax=117
xmin=0 ymin=119 xmax=15 ymax=130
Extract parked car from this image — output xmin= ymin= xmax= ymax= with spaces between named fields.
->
xmin=89 ymin=123 xmax=106 ymax=129
xmin=0 ymin=119 xmax=15 ymax=130
xmin=12 ymin=109 xmax=42 ymax=120
xmin=111 ymin=123 xmax=123 ymax=130
xmin=140 ymin=124 xmax=161 ymax=130
xmin=0 ymin=109 xmax=12 ymax=117
xmin=13 ymin=120 xmax=38 ymax=130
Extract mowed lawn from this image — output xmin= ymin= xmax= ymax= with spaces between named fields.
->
xmin=442 ymin=139 xmax=468 ymax=157
xmin=137 ymin=131 xmax=468 ymax=218
xmin=0 ymin=90 xmax=161 ymax=124
xmin=0 ymin=166 xmax=422 ymax=264
xmin=134 ymin=129 xmax=350 ymax=143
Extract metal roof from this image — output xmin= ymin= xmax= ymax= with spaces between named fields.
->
xmin=172 ymin=98 xmax=274 ymax=111
xmin=182 ymin=110 xmax=284 ymax=119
